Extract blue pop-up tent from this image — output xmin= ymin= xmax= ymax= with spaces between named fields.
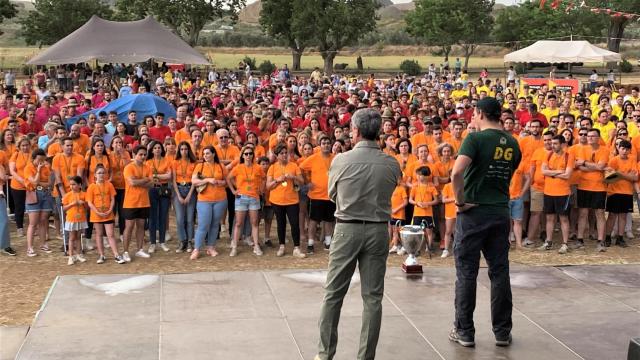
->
xmin=66 ymin=93 xmax=177 ymax=127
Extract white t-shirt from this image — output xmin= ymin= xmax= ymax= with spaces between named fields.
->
xmin=507 ymin=69 xmax=517 ymax=82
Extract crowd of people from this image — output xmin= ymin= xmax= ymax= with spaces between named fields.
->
xmin=0 ymin=62 xmax=636 ymax=264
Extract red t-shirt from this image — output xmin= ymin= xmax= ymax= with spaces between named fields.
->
xmin=148 ymin=125 xmax=172 ymax=142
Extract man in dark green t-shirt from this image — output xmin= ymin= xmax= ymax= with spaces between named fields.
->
xmin=449 ymin=97 xmax=521 ymax=348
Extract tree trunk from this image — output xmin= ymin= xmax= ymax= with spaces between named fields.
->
xmin=322 ymin=51 xmax=336 ymax=76
xmin=442 ymin=45 xmax=451 ymax=62
xmin=607 ymin=17 xmax=627 ymax=53
xmin=291 ymin=48 xmax=303 ymax=71
xmin=461 ymin=44 xmax=476 ymax=70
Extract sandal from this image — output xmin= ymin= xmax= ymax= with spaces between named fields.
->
xmin=40 ymin=243 xmax=52 ymax=253
xmin=27 ymin=248 xmax=37 ymax=257
xmin=206 ymin=248 xmax=218 ymax=257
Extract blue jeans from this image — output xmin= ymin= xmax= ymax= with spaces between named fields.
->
xmin=149 ymin=187 xmax=171 ymax=244
xmin=0 ymin=196 xmax=10 ymax=248
xmin=173 ymin=185 xmax=196 ymax=243
xmin=194 ymin=199 xmax=227 ymax=249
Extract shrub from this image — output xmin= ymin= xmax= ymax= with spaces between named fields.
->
xmin=620 ymin=58 xmax=633 ymax=73
xmin=400 ymin=59 xmax=422 ymax=76
xmin=242 ymin=56 xmax=256 ymax=70
xmin=258 ymin=60 xmax=276 ymax=75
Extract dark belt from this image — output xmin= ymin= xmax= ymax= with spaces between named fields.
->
xmin=336 ymin=218 xmax=387 ymax=224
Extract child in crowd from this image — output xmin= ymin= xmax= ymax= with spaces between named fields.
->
xmin=409 ymin=166 xmax=439 ymax=254
xmin=62 ymin=176 xmax=88 ymax=265
xmin=389 ymin=178 xmax=408 ymax=254
xmin=441 ymin=178 xmax=456 ymax=258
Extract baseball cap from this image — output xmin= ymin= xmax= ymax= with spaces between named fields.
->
xmin=476 ymin=97 xmax=502 ymax=119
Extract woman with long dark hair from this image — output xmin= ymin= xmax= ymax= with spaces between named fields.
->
xmin=8 ymin=137 xmax=31 ymax=237
xmin=109 ymin=135 xmax=131 ymax=241
xmin=146 ymin=140 xmax=172 ymax=253
xmin=173 ymin=141 xmax=197 ymax=253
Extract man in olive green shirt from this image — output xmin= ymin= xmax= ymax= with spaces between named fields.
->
xmin=315 ymin=108 xmax=401 ymax=360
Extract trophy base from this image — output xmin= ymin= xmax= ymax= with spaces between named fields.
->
xmin=402 ymin=263 xmax=423 ymax=274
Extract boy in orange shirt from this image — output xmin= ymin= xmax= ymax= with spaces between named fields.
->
xmin=508 ymin=159 xmax=531 ymax=250
xmin=540 ymin=135 xmax=574 ymax=254
xmin=62 ymin=176 xmax=88 ymax=265
xmin=388 ymin=179 xmax=408 ymax=254
xmin=441 ymin=179 xmax=456 ymax=258
xmin=408 ymin=166 xmax=439 ymax=254
xmin=604 ymin=140 xmax=638 ymax=248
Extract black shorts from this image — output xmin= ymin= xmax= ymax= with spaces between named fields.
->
xmin=93 ymin=219 xmax=115 ymax=225
xmin=412 ymin=216 xmax=434 ymax=229
xmin=390 ymin=218 xmax=405 ymax=226
xmin=122 ymin=207 xmax=150 ymax=220
xmin=309 ymin=199 xmax=336 ymax=222
xmin=543 ymin=195 xmax=571 ymax=216
xmin=577 ymin=190 xmax=606 ymax=209
xmin=606 ymin=194 xmax=633 ymax=214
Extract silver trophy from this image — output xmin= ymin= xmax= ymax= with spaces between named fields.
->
xmin=399 ymin=225 xmax=424 ymax=273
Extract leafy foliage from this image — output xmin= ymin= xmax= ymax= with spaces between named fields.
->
xmin=242 ymin=55 xmax=256 ymax=69
xmin=0 ymin=0 xmax=17 ymax=35
xmin=20 ymin=0 xmax=113 ymax=46
xmin=400 ymin=59 xmax=422 ymax=76
xmin=258 ymin=60 xmax=276 ymax=75
xmin=620 ymin=59 xmax=633 ymax=73
xmin=259 ymin=0 xmax=311 ymax=70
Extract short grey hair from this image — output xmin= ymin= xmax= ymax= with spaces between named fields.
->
xmin=351 ymin=108 xmax=381 ymax=141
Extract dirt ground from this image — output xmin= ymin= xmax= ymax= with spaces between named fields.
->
xmin=1 ymin=215 xmax=639 ymax=327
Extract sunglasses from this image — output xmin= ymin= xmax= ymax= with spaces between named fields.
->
xmin=619 ymin=132 xmax=629 ymax=135
xmin=218 ymin=136 xmax=229 ymax=139
xmin=243 ymin=152 xmax=254 ymax=156
xmin=578 ymin=133 xmax=588 ymax=136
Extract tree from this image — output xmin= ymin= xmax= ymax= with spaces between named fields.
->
xmin=406 ymin=0 xmax=494 ymax=69
xmin=292 ymin=0 xmax=379 ymax=75
xmin=0 ymin=0 xmax=17 ymax=36
xmin=20 ymin=0 xmax=113 ymax=46
xmin=115 ymin=0 xmax=245 ymax=46
xmin=260 ymin=0 xmax=312 ymax=71
xmin=587 ymin=0 xmax=640 ymax=53
xmin=493 ymin=1 xmax=607 ymax=50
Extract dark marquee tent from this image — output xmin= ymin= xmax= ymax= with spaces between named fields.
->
xmin=27 ymin=16 xmax=210 ymax=65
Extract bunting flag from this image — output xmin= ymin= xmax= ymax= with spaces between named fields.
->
xmin=543 ymin=0 xmax=640 ymax=21
xmin=539 ymin=0 xmax=547 ymax=9
xmin=550 ymin=0 xmax=561 ymax=10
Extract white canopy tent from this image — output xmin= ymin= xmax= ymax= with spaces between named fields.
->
xmin=503 ymin=40 xmax=621 ymax=63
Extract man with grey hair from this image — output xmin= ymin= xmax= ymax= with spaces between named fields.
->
xmin=315 ymin=108 xmax=401 ymax=360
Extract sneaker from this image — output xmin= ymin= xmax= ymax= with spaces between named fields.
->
xmin=229 ymin=247 xmax=238 ymax=257
xmin=2 ymin=247 xmax=16 ymax=256
xmin=244 ymin=236 xmax=254 ymax=246
xmin=122 ymin=251 xmax=132 ymax=262
xmin=27 ymin=248 xmax=37 ymax=257
xmin=397 ymin=247 xmax=407 ymax=256
xmin=617 ymin=237 xmax=628 ymax=248
xmin=67 ymin=256 xmax=75 ymax=265
xmin=265 ymin=239 xmax=274 ymax=248
xmin=558 ymin=244 xmax=568 ymax=254
xmin=187 ymin=242 xmax=194 ymax=253
xmin=307 ymin=245 xmax=315 ymax=255
xmin=523 ymin=238 xmax=534 ymax=247
xmin=190 ymin=249 xmax=200 ymax=260
xmin=76 ymin=254 xmax=87 ymax=263
xmin=114 ymin=255 xmax=126 ymax=264
xmin=160 ymin=243 xmax=170 ymax=252
xmin=570 ymin=239 xmax=585 ymax=249
xmin=96 ymin=255 xmax=106 ymax=264
xmin=165 ymin=233 xmax=172 ymax=241
xmin=16 ymin=228 xmax=24 ymax=237
xmin=625 ymin=230 xmax=634 ymax=239
xmin=389 ymin=245 xmax=399 ymax=254
xmin=538 ymin=241 xmax=552 ymax=251
xmin=40 ymin=243 xmax=52 ymax=253
xmin=596 ymin=241 xmax=606 ymax=252
xmin=604 ymin=236 xmax=611 ymax=247
xmin=135 ymin=249 xmax=150 ymax=258
xmin=276 ymin=246 xmax=285 ymax=257
xmin=448 ymin=328 xmax=475 ymax=347
xmin=176 ymin=242 xmax=187 ymax=253
xmin=148 ymin=244 xmax=156 ymax=254
xmin=495 ymin=334 xmax=512 ymax=347
xmin=293 ymin=247 xmax=306 ymax=259
xmin=441 ymin=249 xmax=450 ymax=258
xmin=253 ymin=246 xmax=263 ymax=256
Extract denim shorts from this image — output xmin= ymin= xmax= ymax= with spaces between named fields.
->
xmin=509 ymin=197 xmax=524 ymax=221
xmin=235 ymin=194 xmax=261 ymax=211
xmin=25 ymin=189 xmax=54 ymax=213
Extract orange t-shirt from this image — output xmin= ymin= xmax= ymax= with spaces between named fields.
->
xmin=189 ymin=141 xmax=205 ymax=161
xmin=146 ymin=157 xmax=172 ymax=184
xmin=0 ymin=150 xmax=7 ymax=171
xmin=405 ymin=160 xmax=439 ymax=186
xmin=62 ymin=191 xmax=87 ymax=223
xmin=23 ymin=162 xmax=51 ymax=191
xmin=391 ymin=185 xmax=408 ymax=220
xmin=85 ymin=154 xmax=111 ymax=185
xmin=607 ymin=156 xmax=637 ymax=195
xmin=173 ymin=158 xmax=197 ymax=184
xmin=434 ymin=158 xmax=454 ymax=191
xmin=215 ymin=145 xmax=240 ymax=166
xmin=267 ymin=161 xmax=301 ymax=206
xmin=441 ymin=182 xmax=456 ymax=219
xmin=9 ymin=151 xmax=30 ymax=190
xmin=109 ymin=151 xmax=131 ymax=190
xmin=72 ymin=135 xmax=90 ymax=155
xmin=576 ymin=146 xmax=609 ymax=192
xmin=299 ymin=152 xmax=334 ymax=200
xmin=529 ymin=147 xmax=549 ymax=192
xmin=543 ymin=151 xmax=574 ymax=196
xmin=193 ymin=162 xmax=227 ymax=202
xmin=509 ymin=160 xmax=529 ymax=199
xmin=410 ymin=132 xmax=434 ymax=152
xmin=47 ymin=142 xmax=62 ymax=158
xmin=229 ymin=163 xmax=263 ymax=199
xmin=86 ymin=182 xmax=116 ymax=222
xmin=51 ymin=153 xmax=85 ymax=193
xmin=174 ymin=128 xmax=191 ymax=145
xmin=410 ymin=183 xmax=439 ymax=217
xmin=202 ymin=132 xmax=219 ymax=148
xmin=567 ymin=144 xmax=583 ymax=185
xmin=518 ymin=136 xmax=543 ymax=163
xmin=123 ymin=162 xmax=151 ymax=209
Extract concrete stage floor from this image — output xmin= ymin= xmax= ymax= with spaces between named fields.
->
xmin=14 ymin=265 xmax=640 ymax=360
